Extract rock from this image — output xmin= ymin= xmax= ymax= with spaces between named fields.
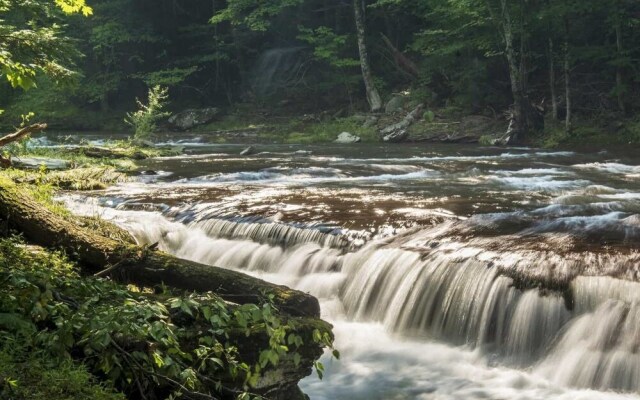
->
xmin=293 ymin=150 xmax=312 ymax=156
xmin=362 ymin=115 xmax=379 ymax=128
xmin=385 ymin=95 xmax=406 ymax=114
xmin=334 ymin=132 xmax=361 ymax=144
xmin=240 ymin=146 xmax=255 ymax=156
xmin=168 ymin=107 xmax=220 ymax=131
xmin=141 ymin=170 xmax=158 ymax=176
xmin=382 ymin=129 xmax=409 ymax=143
xmin=12 ymin=157 xmax=70 ymax=170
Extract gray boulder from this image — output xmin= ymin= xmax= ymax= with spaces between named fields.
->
xmin=168 ymin=108 xmax=220 ymax=131
xmin=385 ymin=95 xmax=406 ymax=114
xmin=334 ymin=132 xmax=361 ymax=144
xmin=362 ymin=115 xmax=379 ymax=128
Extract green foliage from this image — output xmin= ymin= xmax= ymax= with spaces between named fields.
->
xmin=1 ymin=77 xmax=81 ymax=128
xmin=297 ymin=26 xmax=359 ymax=69
xmin=0 ymin=235 xmax=335 ymax=399
xmin=0 ymin=0 xmax=91 ymax=91
xmin=134 ymin=67 xmax=199 ymax=88
xmin=210 ymin=0 xmax=303 ymax=31
xmin=285 ymin=117 xmax=377 ymax=144
xmin=124 ymin=86 xmax=170 ymax=140
xmin=423 ymin=110 xmax=436 ymax=122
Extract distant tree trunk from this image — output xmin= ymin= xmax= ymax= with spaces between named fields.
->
xmin=615 ymin=16 xmax=626 ymax=114
xmin=563 ymin=17 xmax=572 ymax=133
xmin=353 ymin=0 xmax=382 ymax=112
xmin=548 ymin=38 xmax=558 ymax=120
xmin=500 ymin=0 xmax=526 ymax=142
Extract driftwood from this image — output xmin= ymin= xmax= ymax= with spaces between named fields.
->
xmin=0 ymin=176 xmax=320 ymax=318
xmin=381 ymin=33 xmax=420 ymax=79
xmin=379 ymin=104 xmax=424 ymax=142
xmin=0 ymin=123 xmax=48 ymax=167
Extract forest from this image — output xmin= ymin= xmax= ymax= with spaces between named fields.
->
xmin=2 ymin=0 xmax=640 ymax=145
xmin=2 ymin=1 xmax=640 ymax=400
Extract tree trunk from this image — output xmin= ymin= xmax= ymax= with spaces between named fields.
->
xmin=0 ymin=124 xmax=47 ymax=148
xmin=353 ymin=0 xmax=382 ymax=112
xmin=564 ymin=17 xmax=572 ymax=133
xmin=0 ymin=124 xmax=48 ymax=167
xmin=0 ymin=176 xmax=320 ymax=318
xmin=548 ymin=38 xmax=558 ymax=120
xmin=500 ymin=0 xmax=526 ymax=143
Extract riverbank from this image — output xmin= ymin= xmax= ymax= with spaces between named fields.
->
xmin=24 ymin=104 xmax=640 ymax=149
xmin=0 ymin=145 xmax=335 ymax=400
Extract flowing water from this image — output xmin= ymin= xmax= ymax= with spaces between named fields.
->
xmin=55 ymin=140 xmax=640 ymax=399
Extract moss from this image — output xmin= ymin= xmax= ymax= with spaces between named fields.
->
xmin=0 ymin=351 xmax=125 ymax=400
xmin=284 ymin=116 xmax=377 ymax=144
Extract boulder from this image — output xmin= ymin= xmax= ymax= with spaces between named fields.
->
xmin=334 ymin=132 xmax=361 ymax=144
xmin=362 ymin=115 xmax=379 ymax=128
xmin=240 ymin=146 xmax=255 ymax=156
xmin=385 ymin=95 xmax=406 ymax=114
xmin=168 ymin=108 xmax=220 ymax=131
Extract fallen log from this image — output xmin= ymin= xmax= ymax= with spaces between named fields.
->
xmin=381 ymin=33 xmax=420 ymax=79
xmin=0 ymin=123 xmax=48 ymax=167
xmin=64 ymin=146 xmax=149 ymax=160
xmin=0 ymin=123 xmax=48 ymax=147
xmin=379 ymin=103 xmax=424 ymax=142
xmin=0 ymin=176 xmax=320 ymax=318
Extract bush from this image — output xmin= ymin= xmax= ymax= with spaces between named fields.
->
xmin=124 ymin=86 xmax=170 ymax=140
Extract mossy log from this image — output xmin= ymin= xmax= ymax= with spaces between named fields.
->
xmin=0 ymin=176 xmax=320 ymax=318
xmin=65 ymin=146 xmax=149 ymax=160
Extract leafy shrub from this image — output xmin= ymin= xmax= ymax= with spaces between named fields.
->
xmin=125 ymin=85 xmax=170 ymax=140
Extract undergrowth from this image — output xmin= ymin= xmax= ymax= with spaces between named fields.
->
xmin=0 ymin=236 xmax=336 ymax=400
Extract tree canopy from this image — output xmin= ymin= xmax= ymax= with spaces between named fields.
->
xmin=1 ymin=0 xmax=640 ymax=140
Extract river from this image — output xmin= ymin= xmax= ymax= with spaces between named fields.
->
xmin=57 ymin=141 xmax=640 ymax=400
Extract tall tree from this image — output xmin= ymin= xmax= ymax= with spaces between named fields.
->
xmin=0 ymin=0 xmax=92 ymax=91
xmin=353 ymin=0 xmax=382 ymax=112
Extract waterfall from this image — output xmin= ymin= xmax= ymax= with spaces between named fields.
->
xmin=61 ymin=194 xmax=640 ymax=395
xmin=250 ymin=47 xmax=306 ymax=96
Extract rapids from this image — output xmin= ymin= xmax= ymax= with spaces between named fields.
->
xmin=57 ymin=140 xmax=640 ymax=399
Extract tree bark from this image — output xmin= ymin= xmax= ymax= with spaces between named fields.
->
xmin=499 ymin=0 xmax=526 ymax=143
xmin=353 ymin=0 xmax=383 ymax=112
xmin=0 ymin=124 xmax=48 ymax=167
xmin=0 ymin=176 xmax=320 ymax=318
xmin=0 ymin=123 xmax=47 ymax=148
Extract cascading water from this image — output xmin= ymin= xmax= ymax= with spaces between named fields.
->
xmin=251 ymin=47 xmax=306 ymax=96
xmin=58 ymin=141 xmax=640 ymax=399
